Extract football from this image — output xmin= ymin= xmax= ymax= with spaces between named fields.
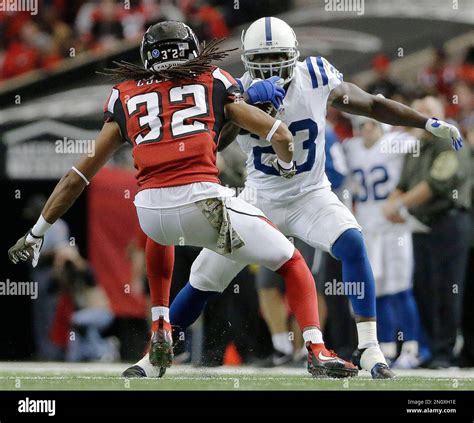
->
xmin=255 ymin=101 xmax=278 ymax=117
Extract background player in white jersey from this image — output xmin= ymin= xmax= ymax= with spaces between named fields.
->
xmin=127 ymin=16 xmax=464 ymax=379
xmin=345 ymin=118 xmax=421 ymax=368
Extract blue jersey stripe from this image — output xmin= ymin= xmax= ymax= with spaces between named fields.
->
xmin=316 ymin=56 xmax=328 ymax=86
xmin=265 ymin=17 xmax=272 ymax=44
xmin=306 ymin=57 xmax=318 ymax=88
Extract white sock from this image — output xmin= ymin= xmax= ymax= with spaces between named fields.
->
xmin=303 ymin=328 xmax=324 ymax=345
xmin=151 ymin=306 xmax=170 ymax=322
xmin=379 ymin=342 xmax=397 ymax=360
xmin=272 ymin=332 xmax=293 ymax=355
xmin=136 ymin=353 xmax=161 ymax=376
xmin=401 ymin=340 xmax=418 ymax=356
xmin=357 ymin=321 xmax=378 ymax=349
xmin=360 ymin=345 xmax=387 ymax=370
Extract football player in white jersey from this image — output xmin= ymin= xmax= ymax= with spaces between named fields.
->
xmin=344 ymin=118 xmax=421 ymax=368
xmin=125 ymin=17 xmax=463 ymax=379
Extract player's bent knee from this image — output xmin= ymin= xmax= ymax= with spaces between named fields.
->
xmin=189 ymin=277 xmax=224 ymax=293
xmin=275 ymin=247 xmax=303 ymax=272
xmin=189 ymin=256 xmax=228 ymax=293
xmin=189 ymin=269 xmax=225 ymax=293
xmin=331 ymin=228 xmax=367 ymax=262
xmin=266 ymin=239 xmax=295 ymax=271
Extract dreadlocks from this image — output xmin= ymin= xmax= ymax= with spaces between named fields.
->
xmin=101 ymin=38 xmax=237 ymax=82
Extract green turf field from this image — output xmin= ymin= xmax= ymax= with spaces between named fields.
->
xmin=0 ymin=363 xmax=473 ymax=391
xmin=1 ymin=374 xmax=473 ymax=391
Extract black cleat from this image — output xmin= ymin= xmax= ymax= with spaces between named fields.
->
xmin=307 ymin=342 xmax=358 ymax=379
xmin=121 ymin=317 xmax=174 ymax=379
xmin=122 ymin=365 xmax=147 ymax=378
xmin=371 ymin=363 xmax=396 ymax=379
xmin=121 ymin=355 xmax=166 ymax=379
xmin=352 ymin=347 xmax=396 ymax=379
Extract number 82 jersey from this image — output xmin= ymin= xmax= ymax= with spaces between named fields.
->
xmin=236 ymin=56 xmax=343 ymax=201
xmin=103 ymin=66 xmax=240 ymax=190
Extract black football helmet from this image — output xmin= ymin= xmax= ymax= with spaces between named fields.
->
xmin=140 ymin=21 xmax=200 ymax=72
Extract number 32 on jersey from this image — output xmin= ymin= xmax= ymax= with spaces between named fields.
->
xmin=126 ymin=84 xmax=209 ymax=144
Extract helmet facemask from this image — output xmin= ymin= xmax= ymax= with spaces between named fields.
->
xmin=242 ymin=48 xmax=299 ymax=84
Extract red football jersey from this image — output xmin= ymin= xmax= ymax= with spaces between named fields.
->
xmin=103 ymin=66 xmax=240 ymax=190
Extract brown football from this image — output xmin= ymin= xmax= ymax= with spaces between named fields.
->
xmin=255 ymin=102 xmax=278 ymax=117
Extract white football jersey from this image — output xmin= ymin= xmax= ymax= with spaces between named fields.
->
xmin=236 ymin=56 xmax=343 ymax=201
xmin=344 ymin=130 xmax=417 ymax=231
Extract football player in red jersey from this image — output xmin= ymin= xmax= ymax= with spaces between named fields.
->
xmin=9 ymin=21 xmax=357 ymax=379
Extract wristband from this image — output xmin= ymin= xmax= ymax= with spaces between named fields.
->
xmin=31 ymin=215 xmax=51 ymax=237
xmin=72 ymin=166 xmax=90 ymax=185
xmin=277 ymin=157 xmax=294 ymax=170
xmin=26 ymin=232 xmax=42 ymax=244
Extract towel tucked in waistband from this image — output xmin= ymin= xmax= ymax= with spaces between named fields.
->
xmin=195 ymin=197 xmax=245 ymax=255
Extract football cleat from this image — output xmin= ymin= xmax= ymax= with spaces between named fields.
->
xmin=122 ymin=365 xmax=147 ymax=378
xmin=306 ymin=341 xmax=358 ymax=378
xmin=352 ymin=346 xmax=396 ymax=379
xmin=371 ymin=362 xmax=396 ymax=379
xmin=149 ymin=316 xmax=174 ymax=374
xmin=122 ymin=317 xmax=173 ymax=379
xmin=121 ymin=353 xmax=163 ymax=378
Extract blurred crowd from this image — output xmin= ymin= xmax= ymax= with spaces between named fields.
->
xmin=0 ymin=0 xmax=292 ymax=82
xmin=329 ymin=46 xmax=474 ymax=146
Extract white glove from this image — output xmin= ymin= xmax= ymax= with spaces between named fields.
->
xmin=272 ymin=157 xmax=297 ymax=179
xmin=8 ymin=231 xmax=44 ymax=268
xmin=425 ymin=118 xmax=463 ymax=151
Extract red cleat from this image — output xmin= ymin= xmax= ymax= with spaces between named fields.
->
xmin=306 ymin=341 xmax=358 ymax=378
xmin=149 ymin=316 xmax=173 ymax=377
